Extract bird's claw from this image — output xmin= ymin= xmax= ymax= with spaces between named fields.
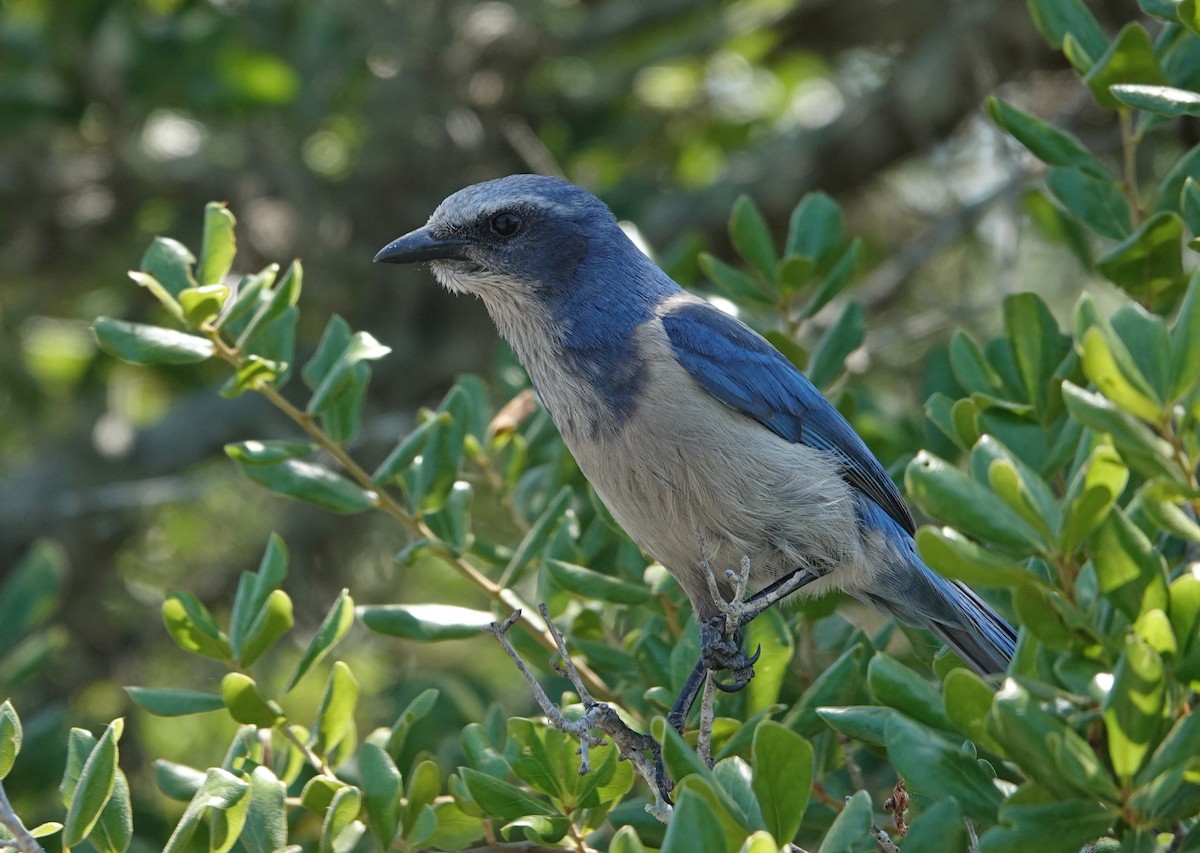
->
xmin=699 ymin=616 xmax=760 ymax=693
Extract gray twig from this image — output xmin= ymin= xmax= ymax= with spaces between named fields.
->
xmin=696 ymin=673 xmax=717 ymax=769
xmin=0 ymin=781 xmax=45 ymax=853
xmin=484 ymin=608 xmax=674 ymax=823
xmin=871 ymin=823 xmax=902 ymax=853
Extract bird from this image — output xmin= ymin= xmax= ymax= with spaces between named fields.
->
xmin=374 ymin=174 xmax=1016 ymax=702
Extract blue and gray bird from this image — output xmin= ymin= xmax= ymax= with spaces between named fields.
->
xmin=375 ymin=174 xmax=1016 ymax=683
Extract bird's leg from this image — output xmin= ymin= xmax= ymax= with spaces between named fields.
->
xmin=668 ymin=556 xmax=826 ymax=733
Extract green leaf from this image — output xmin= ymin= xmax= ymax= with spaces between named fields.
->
xmin=303 ymin=315 xmax=353 ymax=390
xmin=301 ymin=774 xmax=346 ymax=814
xmin=237 ymin=588 xmax=293 ymax=667
xmin=1024 ymin=189 xmax=1093 ymax=266
xmin=414 ymin=385 xmax=471 ymax=510
xmin=141 ymin=236 xmax=197 ymax=299
xmin=978 ymin=783 xmax=1114 ymax=853
xmin=179 ymin=283 xmax=230 ymax=328
xmin=1061 ymin=382 xmax=1178 ymax=483
xmin=63 ymin=718 xmax=122 ymax=847
xmin=949 ymin=331 xmax=1007 ymax=396
xmin=93 ymin=317 xmax=214 ymax=365
xmin=744 ymin=606 xmax=794 ymax=715
xmin=1083 ymin=24 xmax=1169 ymax=110
xmin=154 ymin=760 xmax=206 ymax=801
xmin=903 ymin=798 xmax=968 ymax=853
xmin=501 ymin=486 xmax=572 ymax=586
xmin=660 ymin=787 xmax=730 ymax=853
xmin=229 ymin=454 xmax=376 ymax=514
xmin=751 ymin=721 xmax=812 ymax=843
xmin=1090 ymin=506 xmax=1168 ymax=620
xmin=1004 ymin=291 xmax=1073 ymax=412
xmin=1170 ymin=268 xmax=1200 ymax=399
xmin=359 ymin=743 xmax=401 ymax=850
xmin=808 ymin=301 xmax=864 ymax=388
xmin=218 ymin=355 xmax=283 ymax=398
xmin=802 ymin=239 xmax=861 ymax=319
xmin=460 ymin=767 xmax=553 ymax=822
xmin=198 ymin=202 xmax=237 ymax=286
xmin=787 ymin=192 xmax=843 ymax=263
xmin=221 ymin=673 xmax=285 ymax=727
xmin=236 ymin=260 xmax=302 ymax=347
xmin=784 ymin=641 xmax=870 ymax=736
xmin=1080 ymin=327 xmax=1163 ymax=421
xmin=699 ymin=252 xmax=775 ymax=304
xmin=312 ymin=661 xmax=358 ymax=757
xmin=943 ymin=668 xmax=1003 ymax=753
xmin=125 ymin=687 xmax=225 ymax=717
xmin=817 ymin=789 xmax=874 ymax=853
xmin=385 ymin=688 xmax=440 ymax=759
xmin=985 ymin=97 xmax=1108 ymax=177
xmin=359 ymin=603 xmax=495 ymax=641
xmin=730 ymin=195 xmax=779 ymax=283
xmin=776 ymin=255 xmax=815 ymax=293
xmin=286 ymin=589 xmax=354 ymax=691
xmin=868 ymin=653 xmax=955 ymax=731
xmin=319 ymin=786 xmax=362 ymax=853
xmin=161 ymin=591 xmax=231 ymax=661
xmin=1026 ymin=0 xmax=1108 ymax=58
xmin=241 ymin=766 xmax=287 ymax=853
xmin=0 ymin=539 xmax=65 ymax=651
xmin=1105 ymin=637 xmax=1167 ymax=783
xmin=886 ymin=715 xmax=1003 ymax=823
xmin=371 ymin=410 xmax=451 ymax=484
xmin=906 ymin=451 xmax=1044 ymax=553
xmin=229 ymin=533 xmax=288 ymax=656
xmin=0 ymin=701 xmax=20 ymax=779
xmin=545 ymin=559 xmax=651 ymax=604
xmin=1096 ymin=212 xmax=1186 ymax=310
xmin=1111 ymin=83 xmax=1200 ymax=116
xmin=1059 ymin=443 xmax=1128 ymax=554
xmin=89 ymin=768 xmax=132 ymax=853
xmin=427 ymin=800 xmax=485 ymax=849
xmin=1046 ymin=167 xmax=1132 ymax=240
xmin=424 ymin=480 xmax=473 ymax=552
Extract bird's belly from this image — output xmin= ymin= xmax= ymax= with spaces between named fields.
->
xmin=568 ymin=400 xmax=871 ymax=619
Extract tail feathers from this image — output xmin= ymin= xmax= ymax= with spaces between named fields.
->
xmin=862 ymin=559 xmax=1016 ymax=676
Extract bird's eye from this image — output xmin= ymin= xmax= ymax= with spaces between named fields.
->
xmin=490 ymin=212 xmax=522 ymax=238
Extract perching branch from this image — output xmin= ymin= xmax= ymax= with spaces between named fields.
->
xmin=0 ymin=782 xmax=44 ymax=853
xmin=483 ymin=607 xmax=674 ymax=823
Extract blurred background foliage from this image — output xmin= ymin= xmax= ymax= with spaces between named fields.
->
xmin=0 ymin=0 xmax=1185 ymax=847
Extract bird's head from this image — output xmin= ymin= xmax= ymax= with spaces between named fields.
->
xmin=374 ymin=174 xmax=623 ymax=306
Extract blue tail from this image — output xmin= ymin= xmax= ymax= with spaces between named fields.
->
xmin=855 ymin=501 xmax=1016 ymax=675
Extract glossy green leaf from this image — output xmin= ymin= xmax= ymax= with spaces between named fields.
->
xmin=300 ymin=774 xmax=346 ymax=814
xmin=286 ymin=588 xmax=354 ymax=691
xmin=178 ymin=283 xmax=230 ymax=328
xmin=218 ymin=355 xmax=283 ymax=398
xmin=1090 ymin=506 xmax=1168 ymax=620
xmin=154 ymin=760 xmax=206 ymax=802
xmin=125 ymin=687 xmax=225 ymax=717
xmin=1170 ymin=268 xmax=1200 ymax=399
xmin=385 ymin=687 xmax=440 ymax=759
xmin=784 ymin=641 xmax=870 ymax=736
xmin=978 ymin=783 xmax=1114 ymax=853
xmin=801 ymin=239 xmax=861 ymax=318
xmin=816 ymin=789 xmax=874 ymax=853
xmin=987 ymin=459 xmax=1055 ymax=546
xmin=1083 ymin=24 xmax=1169 ymax=110
xmin=359 ymin=603 xmax=494 ymax=641
xmin=1096 ymin=212 xmax=1186 ymax=310
xmin=427 ymin=800 xmax=485 ymax=849
xmin=424 ymin=480 xmax=473 ymax=552
xmin=359 ymin=743 xmax=401 ymax=850
xmin=660 ymin=787 xmax=729 ymax=853
xmin=307 ymin=331 xmax=390 ymax=414
xmin=313 ymin=661 xmax=358 ymax=757
xmin=1024 ymin=188 xmax=1093 ymax=265
xmin=161 ymin=591 xmax=231 ymax=660
xmin=460 ymin=767 xmax=553 ymax=821
xmin=868 ymin=653 xmax=955 ymax=730
xmin=1004 ymin=291 xmax=1073 ymax=412
xmin=751 ymin=721 xmax=812 ymax=843
xmin=1080 ymin=327 xmax=1163 ymax=421
xmin=545 ymin=559 xmax=651 ymax=604
xmin=141 ymin=236 xmax=197 ymax=299
xmin=63 ymin=718 xmax=122 ymax=847
xmin=1026 ymin=0 xmax=1108 ymax=58
xmin=236 ymin=260 xmax=301 ymax=347
xmin=1059 ymin=443 xmax=1127 ymax=553
xmin=0 ymin=701 xmax=19 ymax=779
xmin=745 ymin=606 xmax=794 ymax=715
xmin=93 ymin=317 xmax=214 ymax=365
xmin=949 ymin=331 xmax=1007 ymax=396
xmin=237 ymin=588 xmax=293 ymax=667
xmin=985 ymin=97 xmax=1107 ymax=177
xmin=906 ymin=451 xmax=1044 ymax=552
xmin=228 ymin=533 xmax=287 ymax=653
xmin=221 ymin=673 xmax=285 ymax=727
xmin=415 ymin=385 xmax=471 ymax=510
xmin=302 ymin=315 xmax=353 ymax=390
xmin=501 ymin=486 xmax=572 ymax=586
xmin=318 ymin=786 xmax=362 ymax=853
xmin=816 ymin=705 xmax=894 ymax=746
xmin=730 ymin=195 xmax=779 ymax=282
xmin=699 ymin=252 xmax=775 ymax=304
xmin=886 ymin=715 xmax=1003 ymax=823
xmin=1105 ymin=637 xmax=1167 ymax=783
xmin=1061 ymin=382 xmax=1178 ymax=482
xmin=1047 ymin=167 xmax=1132 ymax=241
xmin=229 ymin=454 xmax=376 ymax=514
xmin=1112 ymin=83 xmax=1200 ymax=116
xmin=88 ymin=768 xmax=132 ymax=853
xmin=942 ymin=668 xmax=1003 ymax=753
xmin=808 ymin=300 xmax=864 ymax=388
xmin=786 ymin=192 xmax=843 ymax=262
xmin=197 ymin=202 xmax=237 ymax=286
xmin=371 ymin=410 xmax=450 ymax=484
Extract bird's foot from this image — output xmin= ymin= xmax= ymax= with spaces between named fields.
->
xmin=699 ymin=616 xmax=761 ymax=692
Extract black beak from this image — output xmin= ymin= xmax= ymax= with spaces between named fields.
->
xmin=373 ymin=226 xmax=471 ymax=264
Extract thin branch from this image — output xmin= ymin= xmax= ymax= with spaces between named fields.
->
xmin=0 ymin=781 xmax=44 ymax=853
xmin=870 ymin=823 xmax=902 ymax=853
xmin=484 ymin=609 xmax=674 ymax=823
xmin=696 ymin=673 xmax=717 ymax=769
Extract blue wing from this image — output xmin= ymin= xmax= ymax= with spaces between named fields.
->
xmin=661 ymin=300 xmax=915 ymax=536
